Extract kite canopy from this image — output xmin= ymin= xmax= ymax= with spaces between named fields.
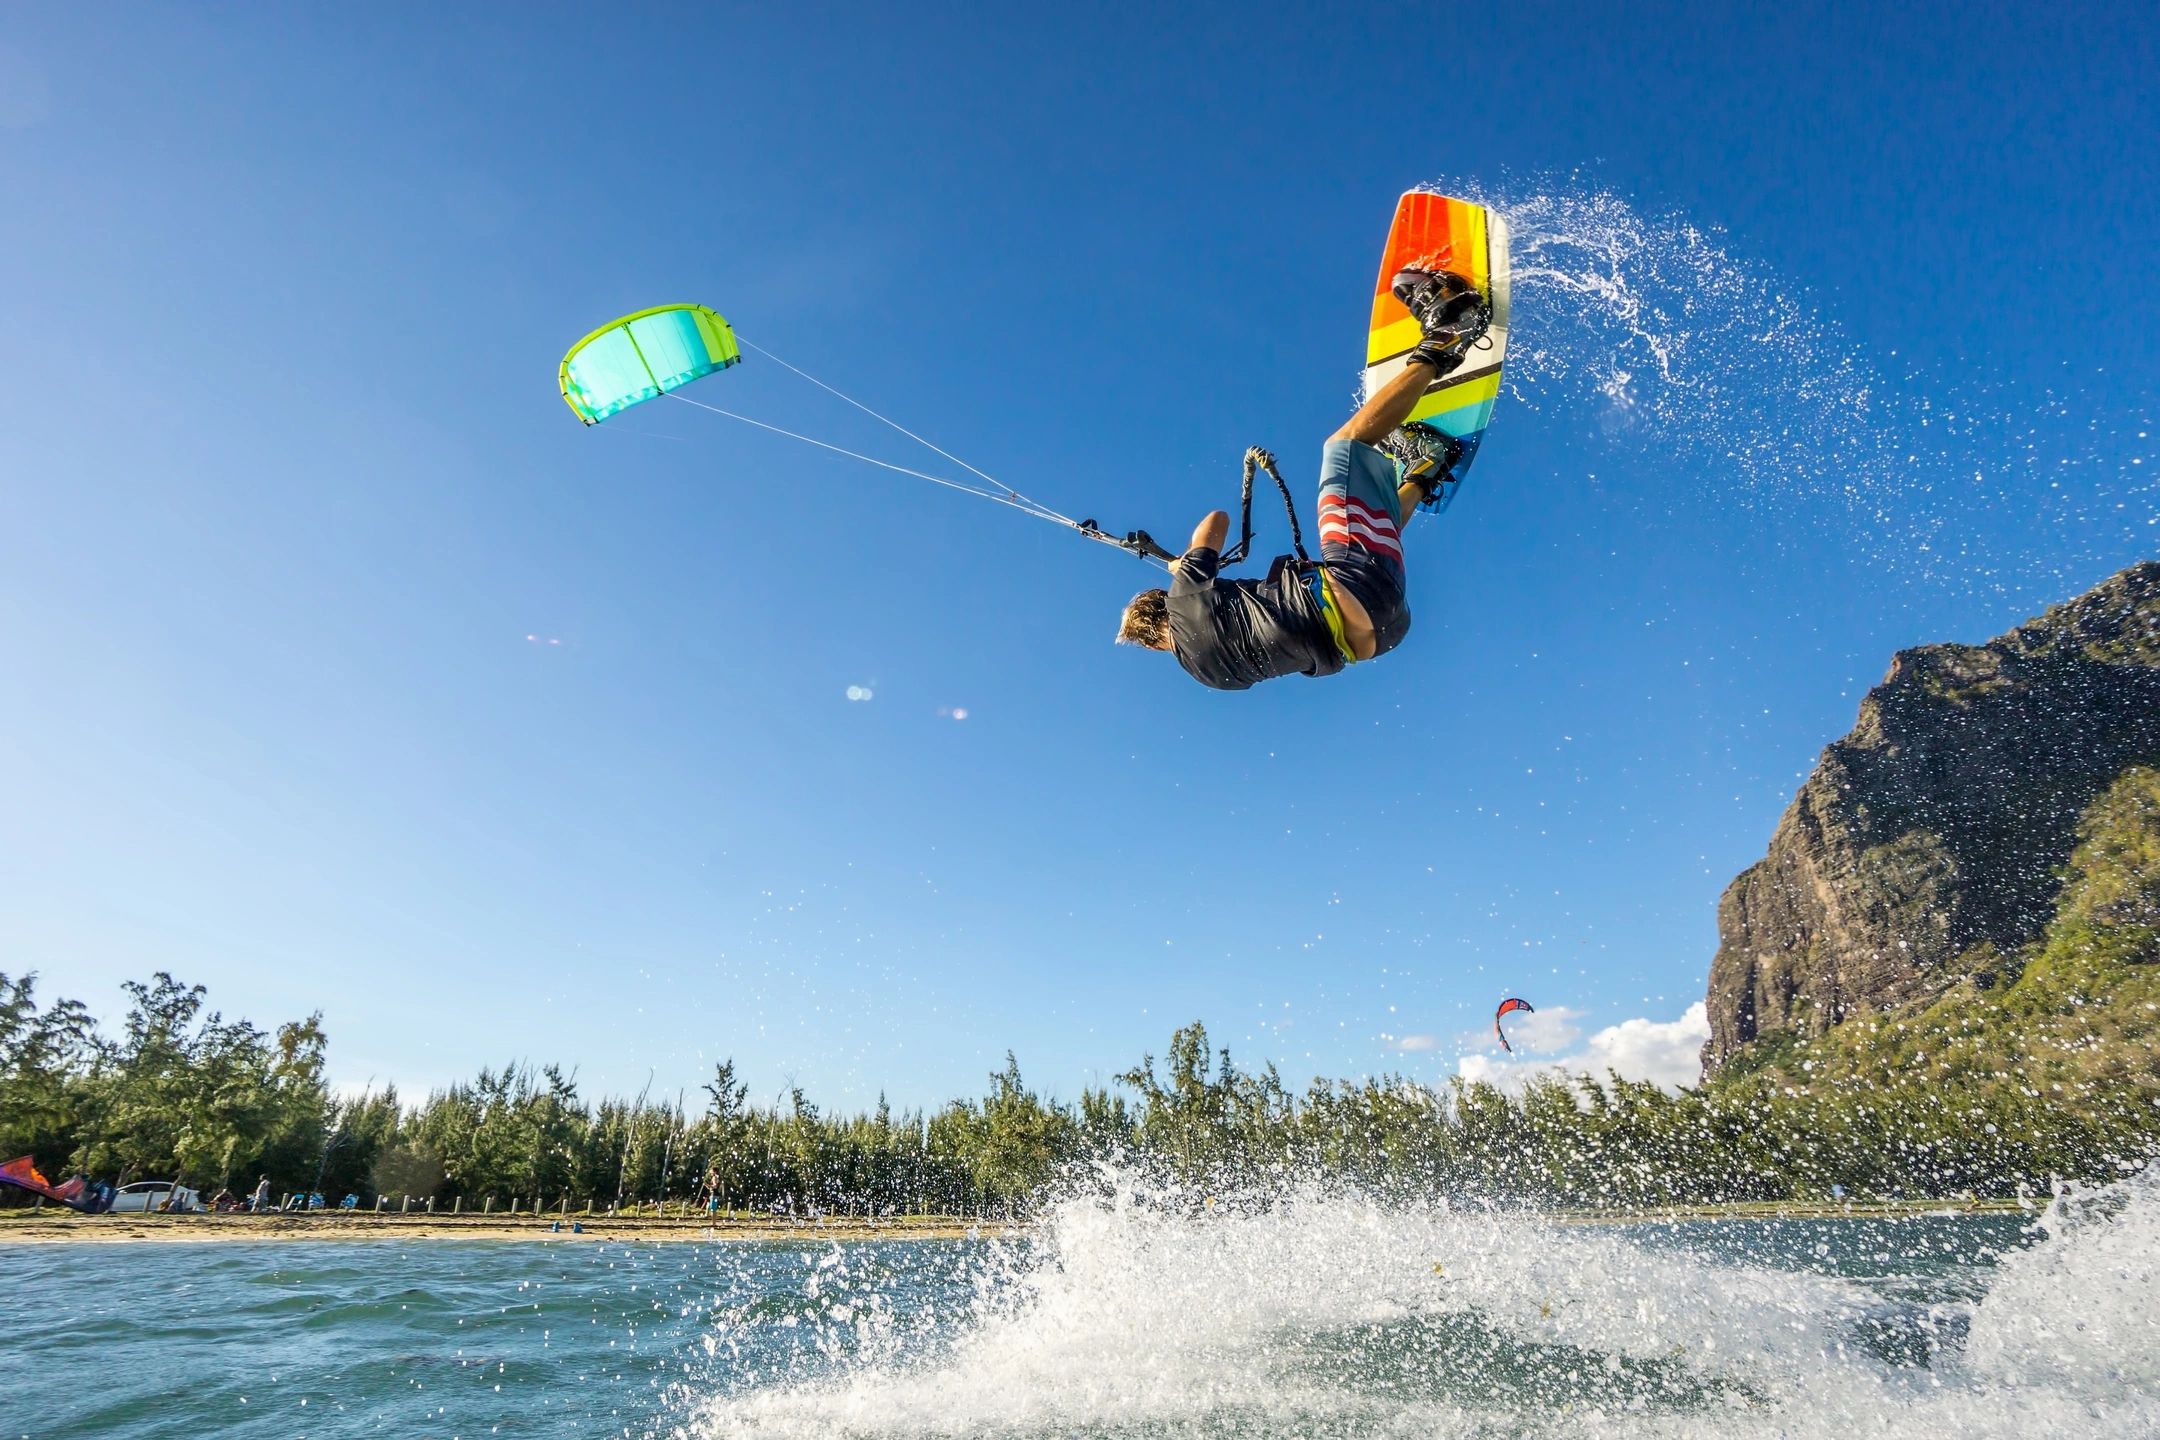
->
xmin=1494 ymin=997 xmax=1535 ymax=1053
xmin=560 ymin=304 xmax=740 ymax=425
xmin=0 ymin=1155 xmax=111 ymax=1213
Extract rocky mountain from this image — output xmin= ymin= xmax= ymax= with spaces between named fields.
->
xmin=1702 ymin=561 xmax=2160 ymax=1074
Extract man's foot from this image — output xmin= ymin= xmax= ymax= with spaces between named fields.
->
xmin=1391 ymin=268 xmax=1491 ymax=376
xmin=1378 ymin=422 xmax=1465 ymax=510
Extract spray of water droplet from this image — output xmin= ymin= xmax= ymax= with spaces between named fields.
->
xmin=1429 ymin=177 xmax=2153 ymax=598
xmin=683 ymin=1162 xmax=2160 ymax=1439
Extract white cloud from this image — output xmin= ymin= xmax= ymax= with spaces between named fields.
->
xmin=1392 ymin=1034 xmax=1438 ymax=1053
xmin=1454 ymin=1052 xmax=1518 ymax=1090
xmin=1580 ymin=1003 xmax=1711 ymax=1089
xmin=1454 ymin=1002 xmax=1709 ymax=1095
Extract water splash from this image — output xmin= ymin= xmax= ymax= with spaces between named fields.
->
xmin=683 ymin=1164 xmax=2160 ymax=1438
xmin=1962 ymin=1166 xmax=2160 ymax=1397
xmin=1441 ymin=179 xmax=2153 ymax=596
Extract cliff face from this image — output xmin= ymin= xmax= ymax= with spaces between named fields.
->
xmin=1701 ymin=561 xmax=2160 ymax=1074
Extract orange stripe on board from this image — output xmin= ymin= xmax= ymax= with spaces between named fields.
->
xmin=1372 ymin=194 xmax=1476 ymax=297
xmin=1366 ymin=193 xmax=1490 ymax=364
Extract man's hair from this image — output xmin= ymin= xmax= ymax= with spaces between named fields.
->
xmin=1117 ymin=588 xmax=1170 ymax=649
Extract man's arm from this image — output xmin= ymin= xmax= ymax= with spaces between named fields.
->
xmin=1168 ymin=511 xmax=1230 ymax=599
xmin=1185 ymin=510 xmax=1230 ymax=557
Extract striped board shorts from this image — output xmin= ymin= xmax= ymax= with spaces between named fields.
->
xmin=1311 ymin=439 xmax=1412 ymax=662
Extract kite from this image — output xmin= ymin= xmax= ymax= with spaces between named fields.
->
xmin=560 ymin=304 xmax=742 ymax=425
xmin=1494 ymin=997 xmax=1535 ymax=1053
xmin=0 ymin=1155 xmax=113 ymax=1213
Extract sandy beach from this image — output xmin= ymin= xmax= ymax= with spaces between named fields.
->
xmin=0 ymin=1208 xmax=1006 ymax=1245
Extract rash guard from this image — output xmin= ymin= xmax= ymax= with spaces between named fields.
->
xmin=1165 ymin=547 xmax=1345 ymax=691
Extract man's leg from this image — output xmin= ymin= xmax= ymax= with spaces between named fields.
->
xmin=1329 ymin=356 xmax=1441 ymax=527
xmin=1393 ymin=476 xmax=1426 ymax=527
xmin=1329 ymin=354 xmax=1438 ymax=446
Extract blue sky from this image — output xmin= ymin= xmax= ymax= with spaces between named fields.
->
xmin=2 ymin=3 xmax=2152 ymax=1110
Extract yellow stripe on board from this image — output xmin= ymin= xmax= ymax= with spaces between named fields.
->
xmin=1462 ymin=202 xmax=1489 ymax=291
xmin=1368 ymin=313 xmax=1423 ymax=366
xmin=1408 ymin=368 xmax=1503 ymax=425
xmin=1422 ymin=367 xmax=1503 ymax=410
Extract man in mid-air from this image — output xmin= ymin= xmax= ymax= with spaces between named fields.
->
xmin=1117 ymin=269 xmax=1489 ymax=690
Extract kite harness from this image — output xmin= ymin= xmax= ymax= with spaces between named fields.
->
xmin=1225 ymin=447 xmax=1309 ymax=567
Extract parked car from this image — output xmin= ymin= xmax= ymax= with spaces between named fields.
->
xmin=108 ymin=1181 xmax=203 ymax=1213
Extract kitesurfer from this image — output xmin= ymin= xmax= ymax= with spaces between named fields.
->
xmin=1115 ymin=270 xmax=1490 ymax=689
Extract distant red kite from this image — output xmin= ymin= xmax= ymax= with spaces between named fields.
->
xmin=1494 ymin=998 xmax=1535 ymax=1053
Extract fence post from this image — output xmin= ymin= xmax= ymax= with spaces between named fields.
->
xmin=401 ymin=1194 xmax=410 ymax=1214
xmin=484 ymin=1196 xmax=493 ymax=1214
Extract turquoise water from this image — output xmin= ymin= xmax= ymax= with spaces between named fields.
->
xmin=0 ymin=1235 xmax=985 ymax=1437
xmin=7 ymin=1175 xmax=2157 ymax=1438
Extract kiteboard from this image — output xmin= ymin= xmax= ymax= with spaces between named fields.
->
xmin=1362 ymin=190 xmax=1511 ymax=484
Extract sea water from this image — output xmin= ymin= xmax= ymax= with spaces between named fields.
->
xmin=6 ymin=1170 xmax=2154 ymax=1439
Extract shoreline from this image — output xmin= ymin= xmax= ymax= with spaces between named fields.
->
xmin=0 ymin=1209 xmax=1007 ymax=1245
xmin=0 ymin=1196 xmax=2030 ymax=1245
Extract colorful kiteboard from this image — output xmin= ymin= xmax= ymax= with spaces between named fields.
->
xmin=1362 ymin=190 xmax=1511 ymax=483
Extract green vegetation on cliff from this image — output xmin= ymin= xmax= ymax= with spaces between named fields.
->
xmin=1705 ymin=766 xmax=2160 ymax=1191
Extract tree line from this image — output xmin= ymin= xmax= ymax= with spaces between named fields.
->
xmin=3 ymin=956 xmax=2155 ymax=1215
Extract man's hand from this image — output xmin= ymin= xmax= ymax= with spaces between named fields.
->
xmin=1187 ymin=510 xmax=1230 ymax=557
